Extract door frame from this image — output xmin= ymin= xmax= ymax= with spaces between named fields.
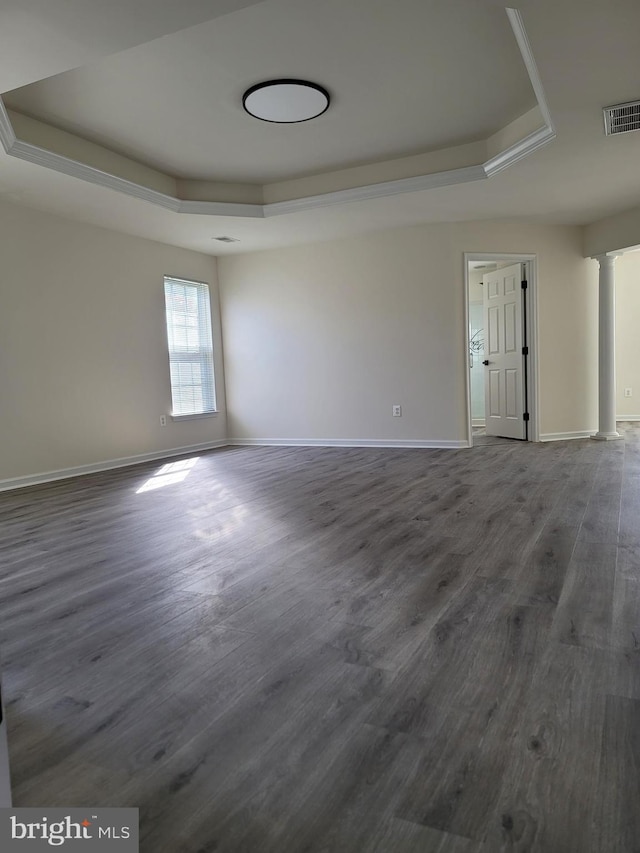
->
xmin=463 ymin=252 xmax=539 ymax=446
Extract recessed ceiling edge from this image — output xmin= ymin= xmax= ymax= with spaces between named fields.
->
xmin=0 ymin=9 xmax=554 ymax=219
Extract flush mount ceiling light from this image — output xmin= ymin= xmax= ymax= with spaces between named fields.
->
xmin=242 ymin=79 xmax=330 ymax=124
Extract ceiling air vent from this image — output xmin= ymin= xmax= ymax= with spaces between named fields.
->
xmin=213 ymin=236 xmax=239 ymax=243
xmin=603 ymin=100 xmax=640 ymax=135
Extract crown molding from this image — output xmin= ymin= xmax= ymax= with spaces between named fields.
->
xmin=506 ymin=7 xmax=554 ymax=132
xmin=0 ymin=8 xmax=555 ymax=220
xmin=0 ymin=99 xmax=16 ymax=150
xmin=177 ymin=199 xmax=264 ymax=218
xmin=263 ymin=165 xmax=488 ymax=217
xmin=483 ymin=124 xmax=555 ymax=177
xmin=9 ymin=139 xmax=182 ymax=211
xmin=480 ymin=7 xmax=557 ymax=177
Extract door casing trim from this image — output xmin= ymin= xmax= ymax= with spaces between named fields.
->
xmin=463 ymin=252 xmax=539 ymax=446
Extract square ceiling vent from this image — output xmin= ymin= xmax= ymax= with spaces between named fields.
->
xmin=603 ymin=100 xmax=640 ymax=135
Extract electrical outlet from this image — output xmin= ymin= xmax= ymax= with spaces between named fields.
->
xmin=392 ymin=405 xmax=402 ymax=417
xmin=160 ymin=415 xmax=167 ymax=427
xmin=624 ymin=388 xmax=632 ymax=398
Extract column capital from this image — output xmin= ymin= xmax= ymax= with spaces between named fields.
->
xmin=591 ymin=253 xmax=618 ymax=267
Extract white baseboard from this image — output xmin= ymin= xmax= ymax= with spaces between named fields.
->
xmin=540 ymin=421 xmax=640 ymax=442
xmin=0 ymin=440 xmax=228 ymax=492
xmin=228 ymin=437 xmax=468 ymax=449
xmin=539 ymin=430 xmax=595 ymax=442
xmin=6 ymin=420 xmax=638 ymax=492
xmin=471 ymin=419 xmax=486 ymax=427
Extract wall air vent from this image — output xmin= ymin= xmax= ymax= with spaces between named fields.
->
xmin=603 ymin=100 xmax=640 ymax=135
xmin=213 ymin=236 xmax=240 ymax=243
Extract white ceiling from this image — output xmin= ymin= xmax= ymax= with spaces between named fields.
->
xmin=3 ymin=0 xmax=535 ymax=182
xmin=0 ymin=0 xmax=265 ymax=92
xmin=0 ymin=0 xmax=639 ymax=255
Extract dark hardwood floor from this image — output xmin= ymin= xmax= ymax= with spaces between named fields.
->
xmin=1 ymin=425 xmax=639 ymax=852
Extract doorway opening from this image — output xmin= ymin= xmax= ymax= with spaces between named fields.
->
xmin=464 ymin=253 xmax=538 ymax=447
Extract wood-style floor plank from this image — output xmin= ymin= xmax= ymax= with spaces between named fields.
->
xmin=391 ymin=603 xmax=552 ymax=841
xmin=481 ymin=642 xmax=609 ymax=852
xmin=1 ymin=425 xmax=639 ymax=851
xmin=592 ymin=695 xmax=640 ymax=853
xmin=551 ymin=540 xmax=616 ymax=649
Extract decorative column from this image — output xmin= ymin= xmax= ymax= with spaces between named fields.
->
xmin=592 ymin=254 xmax=621 ymax=440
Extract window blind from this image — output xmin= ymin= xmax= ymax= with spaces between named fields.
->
xmin=164 ymin=277 xmax=216 ymax=416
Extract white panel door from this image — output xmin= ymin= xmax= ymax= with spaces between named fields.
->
xmin=482 ymin=262 xmax=526 ymax=439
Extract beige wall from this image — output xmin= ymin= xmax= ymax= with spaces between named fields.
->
xmin=1 ymin=202 xmax=604 ymax=483
xmin=219 ymin=220 xmax=599 ymax=444
xmin=219 ymin=225 xmax=459 ymax=443
xmin=616 ymin=251 xmax=640 ymax=418
xmin=452 ymin=222 xmax=599 ymax=437
xmin=584 ymin=204 xmax=640 ymax=257
xmin=0 ymin=200 xmax=225 ymax=483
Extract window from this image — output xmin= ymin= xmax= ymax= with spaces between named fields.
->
xmin=164 ymin=277 xmax=216 ymax=417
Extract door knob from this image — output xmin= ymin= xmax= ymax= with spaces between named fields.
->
xmin=482 ymin=359 xmax=490 ymax=365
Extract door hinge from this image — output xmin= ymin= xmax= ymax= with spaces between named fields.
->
xmin=522 ymin=346 xmax=529 ymax=355
xmin=523 ymin=412 xmax=530 ymax=422
xmin=521 ymin=280 xmax=528 ymax=289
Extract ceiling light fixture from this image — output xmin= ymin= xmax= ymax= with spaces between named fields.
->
xmin=242 ymin=79 xmax=330 ymax=124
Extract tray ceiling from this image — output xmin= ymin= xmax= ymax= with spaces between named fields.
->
xmin=3 ymin=0 xmax=536 ymax=183
xmin=0 ymin=0 xmax=639 ymax=255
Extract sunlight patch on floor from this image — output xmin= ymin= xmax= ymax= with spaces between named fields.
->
xmin=136 ymin=457 xmax=199 ymax=493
